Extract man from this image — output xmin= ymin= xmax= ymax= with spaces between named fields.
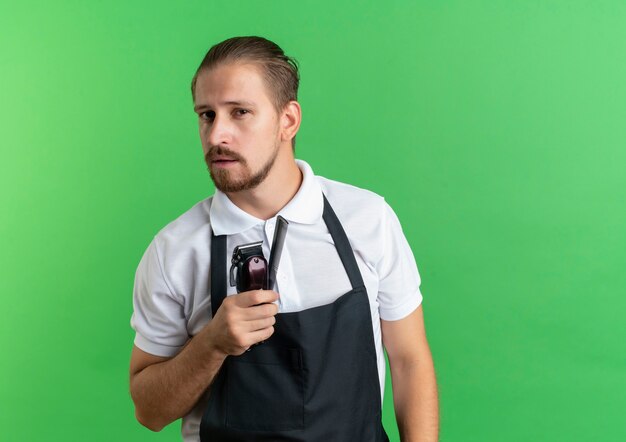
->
xmin=129 ymin=36 xmax=438 ymax=441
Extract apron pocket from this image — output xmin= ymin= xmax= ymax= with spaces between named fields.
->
xmin=225 ymin=346 xmax=305 ymax=431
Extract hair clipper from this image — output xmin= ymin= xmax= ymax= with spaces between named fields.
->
xmin=229 ymin=241 xmax=267 ymax=292
xmin=229 ymin=215 xmax=289 ymax=293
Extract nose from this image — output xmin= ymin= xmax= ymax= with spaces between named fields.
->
xmin=206 ymin=114 xmax=233 ymax=147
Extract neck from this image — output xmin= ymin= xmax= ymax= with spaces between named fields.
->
xmin=224 ymin=150 xmax=303 ymax=220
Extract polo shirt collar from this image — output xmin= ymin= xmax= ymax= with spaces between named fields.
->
xmin=209 ymin=159 xmax=324 ymax=236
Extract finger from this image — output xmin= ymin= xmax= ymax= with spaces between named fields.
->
xmin=245 ymin=316 xmax=276 ymax=332
xmin=247 ymin=326 xmax=275 ymax=345
xmin=236 ymin=290 xmax=279 ymax=308
xmin=243 ymin=302 xmax=279 ymax=320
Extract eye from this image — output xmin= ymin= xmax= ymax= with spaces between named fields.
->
xmin=199 ymin=110 xmax=215 ymax=122
xmin=234 ymin=108 xmax=250 ymax=117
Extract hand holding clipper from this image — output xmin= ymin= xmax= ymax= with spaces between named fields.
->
xmin=228 ymin=216 xmax=289 ymax=349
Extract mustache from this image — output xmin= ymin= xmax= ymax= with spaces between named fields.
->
xmin=205 ymin=146 xmax=245 ymax=164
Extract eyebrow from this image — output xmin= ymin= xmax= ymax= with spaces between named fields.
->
xmin=193 ymin=100 xmax=256 ymax=112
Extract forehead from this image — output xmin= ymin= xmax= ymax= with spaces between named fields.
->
xmin=194 ymin=62 xmax=272 ymax=107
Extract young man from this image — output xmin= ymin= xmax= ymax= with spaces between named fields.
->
xmin=129 ymin=36 xmax=439 ymax=442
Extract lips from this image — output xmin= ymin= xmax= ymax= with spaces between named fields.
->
xmin=210 ymin=156 xmax=240 ymax=169
xmin=211 ymin=155 xmax=237 ymax=162
xmin=206 ymin=147 xmax=245 ymax=167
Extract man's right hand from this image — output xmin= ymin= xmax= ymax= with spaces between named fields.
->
xmin=202 ymin=290 xmax=280 ymax=357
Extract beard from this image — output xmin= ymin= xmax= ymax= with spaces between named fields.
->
xmin=205 ymin=142 xmax=280 ymax=193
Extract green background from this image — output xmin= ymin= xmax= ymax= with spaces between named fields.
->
xmin=1 ymin=1 xmax=625 ymax=440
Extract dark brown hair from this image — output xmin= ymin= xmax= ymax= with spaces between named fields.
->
xmin=191 ymin=36 xmax=300 ymax=150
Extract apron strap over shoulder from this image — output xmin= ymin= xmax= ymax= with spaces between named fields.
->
xmin=210 ymin=229 xmax=227 ymax=318
xmin=322 ymin=193 xmax=366 ymax=290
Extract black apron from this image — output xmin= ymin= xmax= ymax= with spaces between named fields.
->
xmin=200 ymin=194 xmax=390 ymax=441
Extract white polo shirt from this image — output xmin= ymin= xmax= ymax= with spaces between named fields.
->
xmin=131 ymin=159 xmax=423 ymax=441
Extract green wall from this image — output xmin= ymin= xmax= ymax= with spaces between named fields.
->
xmin=1 ymin=1 xmax=624 ymax=440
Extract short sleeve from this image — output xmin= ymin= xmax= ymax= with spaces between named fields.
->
xmin=376 ymin=200 xmax=423 ymax=321
xmin=130 ymin=237 xmax=189 ymax=357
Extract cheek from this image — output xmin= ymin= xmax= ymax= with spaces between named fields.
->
xmin=198 ymin=126 xmax=211 ymax=155
xmin=251 ymin=117 xmax=279 ymax=139
xmin=199 ymin=124 xmax=208 ymax=139
xmin=236 ymin=125 xmax=262 ymax=143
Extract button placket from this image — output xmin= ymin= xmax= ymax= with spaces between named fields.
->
xmin=274 ymin=244 xmax=298 ymax=311
xmin=264 ymin=218 xmax=275 ymax=242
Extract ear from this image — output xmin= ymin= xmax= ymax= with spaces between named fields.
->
xmin=279 ymin=100 xmax=302 ymax=143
